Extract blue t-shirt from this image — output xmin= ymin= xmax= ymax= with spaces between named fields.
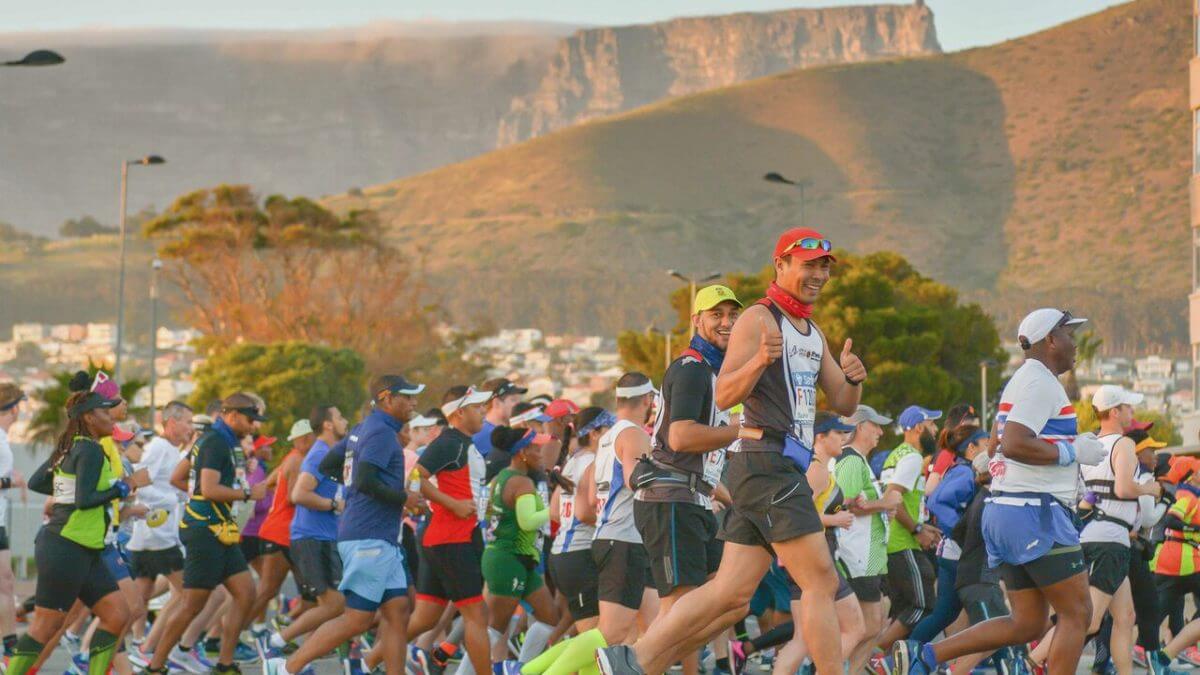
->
xmin=472 ymin=420 xmax=497 ymax=458
xmin=290 ymin=439 xmax=341 ymax=542
xmin=868 ymin=449 xmax=890 ymax=479
xmin=338 ymin=410 xmax=406 ymax=543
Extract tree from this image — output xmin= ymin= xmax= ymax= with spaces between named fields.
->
xmin=28 ymin=362 xmax=146 ymax=448
xmin=142 ymin=185 xmax=448 ymax=375
xmin=619 ymin=250 xmax=1006 ymax=416
xmin=0 ymin=221 xmax=46 ymax=254
xmin=59 ymin=215 xmax=118 ymax=238
xmin=1073 ymin=402 xmax=1183 ymax=446
xmin=188 ymin=341 xmax=368 ymax=441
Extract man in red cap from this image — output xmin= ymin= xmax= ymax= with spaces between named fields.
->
xmin=597 ymin=228 xmax=867 ymax=675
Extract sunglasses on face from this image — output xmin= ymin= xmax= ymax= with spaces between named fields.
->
xmin=783 ymin=237 xmax=832 ymax=254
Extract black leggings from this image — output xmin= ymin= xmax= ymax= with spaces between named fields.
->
xmin=746 ymin=622 xmax=795 ymax=654
xmin=1157 ymin=573 xmax=1200 ymax=635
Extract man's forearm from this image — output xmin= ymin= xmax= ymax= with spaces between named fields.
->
xmin=715 ymin=360 xmax=767 ymax=411
xmin=668 ymin=421 xmax=739 ymax=454
xmin=419 ymin=479 xmax=459 ymax=509
xmin=292 ymin=488 xmax=333 ymax=511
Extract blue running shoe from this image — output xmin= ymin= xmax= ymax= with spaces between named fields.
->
xmin=501 ymin=660 xmax=523 ymax=675
xmin=1147 ymin=650 xmax=1188 ymax=675
xmin=892 ymin=640 xmax=932 ymax=675
xmin=65 ymin=653 xmax=88 ymax=675
xmin=234 ymin=642 xmax=260 ymax=663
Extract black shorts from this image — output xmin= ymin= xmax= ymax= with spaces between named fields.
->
xmin=886 ymin=549 xmax=936 ymax=627
xmin=261 ymin=539 xmax=292 ymax=563
xmin=549 ymin=549 xmax=600 ymax=621
xmin=129 ymin=547 xmax=185 ymax=580
xmin=180 ymin=526 xmax=250 ymax=590
xmin=635 ymin=500 xmax=722 ymax=597
xmin=0 ymin=527 xmax=10 ymax=551
xmin=239 ymin=534 xmax=263 ymax=563
xmin=592 ymin=539 xmax=651 ymax=610
xmin=958 ymin=583 xmax=1009 ymax=624
xmin=35 ymin=529 xmax=118 ymax=612
xmin=416 ymin=530 xmax=484 ymax=605
xmin=1082 ymin=542 xmax=1131 ymax=596
xmin=719 ymin=452 xmax=823 ymax=550
xmin=997 ymin=544 xmax=1085 ymax=591
xmin=846 ymin=573 xmax=885 ymax=603
xmin=291 ymin=538 xmax=343 ymax=602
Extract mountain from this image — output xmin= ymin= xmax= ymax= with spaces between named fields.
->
xmin=324 ymin=0 xmax=1190 ymax=352
xmin=0 ymin=4 xmax=938 ymax=237
xmin=498 ymin=3 xmax=940 ymax=145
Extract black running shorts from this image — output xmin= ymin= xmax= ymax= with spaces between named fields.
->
xmin=291 ymin=538 xmax=343 ymax=601
xmin=129 ymin=547 xmax=185 ymax=580
xmin=35 ymin=529 xmax=118 ymax=612
xmin=958 ymin=582 xmax=1009 ymax=624
xmin=846 ymin=573 xmax=885 ymax=603
xmin=416 ymin=529 xmax=484 ymax=606
xmin=885 ymin=549 xmax=936 ymax=627
xmin=549 ymin=549 xmax=600 ymax=621
xmin=180 ymin=526 xmax=249 ymax=590
xmin=635 ymin=500 xmax=723 ymax=596
xmin=719 ymin=451 xmax=823 ymax=549
xmin=1082 ymin=541 xmax=1131 ymax=596
xmin=997 ymin=544 xmax=1085 ymax=591
xmin=592 ymin=539 xmax=651 ymax=610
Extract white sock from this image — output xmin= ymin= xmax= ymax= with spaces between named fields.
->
xmin=270 ymin=633 xmax=286 ymax=649
xmin=517 ymin=622 xmax=554 ymax=664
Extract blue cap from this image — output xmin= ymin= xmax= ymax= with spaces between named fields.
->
xmin=898 ymin=406 xmax=942 ymax=431
xmin=814 ymin=411 xmax=854 ymax=436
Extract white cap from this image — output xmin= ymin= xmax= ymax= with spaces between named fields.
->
xmin=1091 ymin=385 xmax=1144 ymax=412
xmin=441 ymin=386 xmax=493 ymax=416
xmin=1017 ymin=308 xmax=1087 ymax=348
xmin=408 ymin=414 xmax=439 ymax=429
xmin=287 ymin=419 xmax=314 ymax=441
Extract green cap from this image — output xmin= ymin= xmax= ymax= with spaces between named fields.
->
xmin=693 ymin=284 xmax=743 ymax=315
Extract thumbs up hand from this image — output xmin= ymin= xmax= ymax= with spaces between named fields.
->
xmin=840 ymin=338 xmax=867 ymax=385
xmin=755 ymin=315 xmax=784 ymax=369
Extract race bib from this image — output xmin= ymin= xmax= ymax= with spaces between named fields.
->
xmin=793 ymin=371 xmax=817 ymax=441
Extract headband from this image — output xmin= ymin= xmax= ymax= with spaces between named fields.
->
xmin=441 ymin=386 xmax=490 ymax=417
xmin=510 ymin=407 xmax=546 ymax=425
xmin=616 ymin=381 xmax=656 ymax=399
xmin=577 ymin=410 xmax=617 ymax=438
xmin=955 ymin=430 xmax=989 ymax=454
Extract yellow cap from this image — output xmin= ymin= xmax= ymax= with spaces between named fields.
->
xmin=693 ymin=285 xmax=743 ymax=315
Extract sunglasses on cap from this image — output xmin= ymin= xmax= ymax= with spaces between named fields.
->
xmin=782 ymin=237 xmax=832 ymax=255
xmin=1054 ymin=310 xmax=1077 ymax=328
xmin=225 ymin=405 xmax=266 ymax=422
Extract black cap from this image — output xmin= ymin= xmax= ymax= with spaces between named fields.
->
xmin=486 ymin=378 xmax=528 ymax=399
xmin=370 ymin=374 xmax=425 ymax=398
xmin=67 ymin=392 xmax=120 ymax=419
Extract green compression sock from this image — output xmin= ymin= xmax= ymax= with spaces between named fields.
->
xmin=7 ymin=634 xmax=45 ymax=675
xmin=542 ymin=629 xmax=607 ymax=675
xmin=521 ymin=636 xmax=574 ymax=675
xmin=88 ymin=629 xmax=118 ymax=675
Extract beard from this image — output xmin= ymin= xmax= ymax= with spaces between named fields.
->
xmin=919 ymin=430 xmax=938 ymax=455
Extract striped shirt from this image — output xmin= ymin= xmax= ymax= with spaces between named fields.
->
xmin=991 ymin=359 xmax=1080 ymax=504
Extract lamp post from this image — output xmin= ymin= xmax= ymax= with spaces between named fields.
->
xmin=3 ymin=50 xmax=65 ymax=67
xmin=764 ymin=171 xmax=813 ymax=226
xmin=979 ymin=359 xmax=998 ymax=429
xmin=114 ymin=155 xmax=165 ymax=380
xmin=646 ymin=325 xmax=672 ymax=374
xmin=667 ymin=270 xmax=721 ymax=338
xmin=149 ymin=258 xmax=163 ymax=416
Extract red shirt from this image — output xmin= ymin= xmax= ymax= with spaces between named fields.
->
xmin=418 ymin=428 xmax=484 ymax=546
xmin=258 ymin=450 xmax=300 ymax=547
xmin=929 ymin=449 xmax=955 ymax=478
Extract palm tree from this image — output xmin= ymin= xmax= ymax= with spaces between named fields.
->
xmin=1062 ymin=330 xmax=1104 ymax=401
xmin=27 ymin=361 xmax=146 ymax=448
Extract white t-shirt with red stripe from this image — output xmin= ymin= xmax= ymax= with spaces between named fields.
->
xmin=990 ymin=358 xmax=1080 ymax=505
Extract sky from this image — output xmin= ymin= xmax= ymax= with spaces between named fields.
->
xmin=3 ymin=0 xmax=1128 ymax=52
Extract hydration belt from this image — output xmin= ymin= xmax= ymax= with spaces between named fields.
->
xmin=630 ymin=456 xmax=714 ymax=497
xmin=1083 ymin=479 xmax=1138 ymax=502
xmin=1090 ymin=508 xmax=1136 ymax=530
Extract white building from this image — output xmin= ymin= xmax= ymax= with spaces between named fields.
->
xmin=85 ymin=323 xmax=115 ymax=346
xmin=1135 ymin=355 xmax=1174 ymax=382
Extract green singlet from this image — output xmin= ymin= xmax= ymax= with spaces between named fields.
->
xmin=486 ymin=467 xmax=542 ymax=558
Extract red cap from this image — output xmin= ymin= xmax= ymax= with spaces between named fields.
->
xmin=111 ymin=424 xmax=135 ymax=443
xmin=1125 ymin=419 xmax=1154 ymax=433
xmin=252 ymin=435 xmax=277 ymax=451
xmin=544 ymin=399 xmax=580 ymax=419
xmin=773 ymin=228 xmax=836 ymax=262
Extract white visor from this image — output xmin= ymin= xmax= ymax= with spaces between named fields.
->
xmin=440 ymin=387 xmax=493 ymax=416
xmin=616 ymin=381 xmax=657 ymax=399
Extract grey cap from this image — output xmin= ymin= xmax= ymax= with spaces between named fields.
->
xmin=842 ymin=404 xmax=892 ymax=426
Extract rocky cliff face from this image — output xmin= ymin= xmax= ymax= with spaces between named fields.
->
xmin=498 ymin=3 xmax=941 ymax=146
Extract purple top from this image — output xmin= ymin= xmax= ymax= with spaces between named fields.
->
xmin=241 ymin=459 xmax=272 ymax=536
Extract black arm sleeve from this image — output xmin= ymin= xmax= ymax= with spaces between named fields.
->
xmin=76 ymin=443 xmax=126 ymax=509
xmin=353 ymin=461 xmax=407 ymax=506
xmin=29 ymin=458 xmax=54 ymax=495
xmin=318 ymin=438 xmax=347 ymax=480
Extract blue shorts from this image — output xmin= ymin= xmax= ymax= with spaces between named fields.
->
xmin=101 ymin=544 xmax=131 ymax=582
xmin=338 ymin=539 xmax=409 ymax=612
xmin=982 ymin=497 xmax=1079 ymax=568
xmin=750 ymin=562 xmax=792 ymax=616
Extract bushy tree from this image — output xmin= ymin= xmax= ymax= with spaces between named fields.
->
xmin=188 ymin=341 xmax=368 ymax=440
xmin=619 ymin=250 xmax=1006 ymax=415
xmin=59 ymin=215 xmax=118 ymax=238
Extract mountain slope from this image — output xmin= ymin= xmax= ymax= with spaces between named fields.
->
xmin=327 ymin=0 xmax=1189 ymax=351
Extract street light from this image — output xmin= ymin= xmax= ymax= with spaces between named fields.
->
xmin=763 ymin=171 xmax=813 ymax=226
xmin=149 ymin=258 xmax=163 ymax=417
xmin=3 ymin=50 xmax=65 ymax=67
xmin=114 ymin=155 xmax=166 ymax=380
xmin=979 ymin=359 xmax=999 ymax=429
xmin=667 ymin=269 xmax=721 ymax=338
xmin=647 ymin=325 xmax=672 ymax=373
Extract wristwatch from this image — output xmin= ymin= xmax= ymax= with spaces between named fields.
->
xmin=242 ymin=486 xmax=252 ymax=501
xmin=329 ymin=497 xmax=337 ymax=512
xmin=913 ymin=523 xmax=924 ymax=535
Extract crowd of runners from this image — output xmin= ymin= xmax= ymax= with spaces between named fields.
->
xmin=0 ymin=227 xmax=1199 ymax=675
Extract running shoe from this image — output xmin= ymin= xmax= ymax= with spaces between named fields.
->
xmin=1134 ymin=647 xmax=1149 ymax=669
xmin=891 ymin=640 xmax=931 ymax=675
xmin=168 ymin=646 xmax=210 ymax=674
xmin=213 ymin=663 xmax=244 ymax=674
xmin=342 ymin=657 xmax=367 ymax=675
xmin=501 ymin=659 xmax=524 ymax=675
xmin=1180 ymin=647 xmax=1200 ymax=668
xmin=409 ymin=646 xmax=430 ymax=675
xmin=727 ymin=640 xmax=747 ymax=675
xmin=191 ymin=643 xmax=216 ymax=670
xmin=64 ymin=653 xmax=88 ymax=675
xmin=596 ymin=644 xmax=645 ymax=675
xmin=62 ymin=631 xmax=83 ymax=658
xmin=1148 ymin=650 xmax=1188 ymax=675
xmin=868 ymin=650 xmax=893 ymax=675
xmin=129 ymin=647 xmax=152 ymax=670
xmin=508 ymin=633 xmax=525 ymax=659
xmin=798 ymin=659 xmax=814 ymax=675
xmin=234 ymin=642 xmax=260 ymax=664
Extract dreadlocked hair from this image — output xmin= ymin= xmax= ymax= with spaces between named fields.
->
xmin=52 ymin=372 xmax=95 ymax=469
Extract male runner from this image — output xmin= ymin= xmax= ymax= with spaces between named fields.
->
xmin=893 ymin=308 xmax=1107 ymax=675
xmin=634 ymin=285 xmax=741 ymax=675
xmin=146 ymin=393 xmax=269 ymax=675
xmin=877 ymin=406 xmax=943 ymax=650
xmin=596 ymin=227 xmax=867 ymax=675
xmin=266 ymin=375 xmax=422 ymax=675
xmin=475 ymin=379 xmax=527 ymax=457
xmin=405 ymin=385 xmax=493 ymax=675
